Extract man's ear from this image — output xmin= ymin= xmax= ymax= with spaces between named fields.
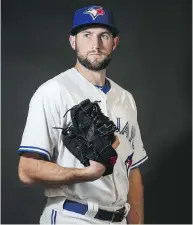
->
xmin=112 ymin=36 xmax=119 ymax=51
xmin=69 ymin=35 xmax=76 ymax=50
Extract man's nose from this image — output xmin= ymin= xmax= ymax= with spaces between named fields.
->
xmin=91 ymin=36 xmax=101 ymax=49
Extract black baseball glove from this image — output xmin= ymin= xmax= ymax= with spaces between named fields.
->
xmin=58 ymin=99 xmax=118 ymax=176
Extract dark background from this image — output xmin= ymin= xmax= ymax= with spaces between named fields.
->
xmin=2 ymin=0 xmax=192 ymax=224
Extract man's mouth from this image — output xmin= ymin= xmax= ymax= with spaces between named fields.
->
xmin=89 ymin=53 xmax=102 ymax=56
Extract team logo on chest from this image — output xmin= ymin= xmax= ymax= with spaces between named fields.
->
xmin=83 ymin=6 xmax=105 ymax=20
xmin=116 ymin=118 xmax=136 ymax=149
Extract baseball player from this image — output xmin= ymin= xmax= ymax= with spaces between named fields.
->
xmin=17 ymin=5 xmax=148 ymax=224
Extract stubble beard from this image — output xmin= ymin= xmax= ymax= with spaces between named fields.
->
xmin=75 ymin=46 xmax=113 ymax=71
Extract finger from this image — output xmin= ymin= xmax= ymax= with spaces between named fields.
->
xmin=114 ymin=135 xmax=120 ymax=144
xmin=112 ymin=135 xmax=120 ymax=149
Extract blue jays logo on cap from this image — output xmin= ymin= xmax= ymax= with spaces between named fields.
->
xmin=71 ymin=5 xmax=119 ymax=36
xmin=83 ymin=6 xmax=105 ymax=20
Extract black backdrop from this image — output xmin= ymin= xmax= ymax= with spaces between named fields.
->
xmin=2 ymin=0 xmax=192 ymax=224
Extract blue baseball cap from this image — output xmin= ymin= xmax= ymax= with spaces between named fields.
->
xmin=71 ymin=5 xmax=119 ymax=37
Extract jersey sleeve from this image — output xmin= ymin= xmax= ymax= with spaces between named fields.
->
xmin=17 ymin=82 xmax=61 ymax=161
xmin=127 ymin=92 xmax=148 ymax=169
xmin=130 ymin=121 xmax=148 ymax=169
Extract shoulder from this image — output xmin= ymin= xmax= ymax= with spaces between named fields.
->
xmin=30 ymin=68 xmax=74 ymax=101
xmin=107 ymin=77 xmax=137 ymax=112
xmin=125 ymin=90 xmax=137 ymax=112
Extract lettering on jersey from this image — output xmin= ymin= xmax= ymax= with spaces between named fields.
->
xmin=129 ymin=125 xmax=136 ymax=149
xmin=120 ymin=121 xmax=129 ymax=139
xmin=116 ymin=118 xmax=136 ymax=149
xmin=116 ymin=117 xmax=121 ymax=132
xmin=125 ymin=152 xmax=134 ymax=173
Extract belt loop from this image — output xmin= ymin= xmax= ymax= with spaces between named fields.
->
xmin=93 ymin=203 xmax=99 ymax=216
xmin=85 ymin=202 xmax=98 ymax=217
xmin=111 ymin=212 xmax=115 ymax=223
xmin=124 ymin=203 xmax=130 ymax=217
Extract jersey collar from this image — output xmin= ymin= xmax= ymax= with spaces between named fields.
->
xmin=94 ymin=78 xmax=111 ymax=94
xmin=72 ymin=67 xmax=111 ymax=94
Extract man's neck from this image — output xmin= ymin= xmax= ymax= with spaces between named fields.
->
xmin=74 ymin=62 xmax=107 ymax=86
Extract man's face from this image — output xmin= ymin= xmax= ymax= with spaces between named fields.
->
xmin=70 ymin=27 xmax=119 ymax=71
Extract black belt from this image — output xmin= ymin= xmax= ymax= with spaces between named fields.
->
xmin=63 ymin=199 xmax=126 ymax=222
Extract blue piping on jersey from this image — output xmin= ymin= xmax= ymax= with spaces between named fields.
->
xmin=130 ymin=155 xmax=148 ymax=169
xmin=51 ymin=209 xmax=54 ymax=225
xmin=51 ymin=210 xmax=57 ymax=225
xmin=94 ymin=78 xmax=111 ymax=94
xmin=18 ymin=146 xmax=51 ymax=161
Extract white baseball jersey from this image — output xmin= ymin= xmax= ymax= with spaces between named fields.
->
xmin=18 ymin=67 xmax=148 ymax=210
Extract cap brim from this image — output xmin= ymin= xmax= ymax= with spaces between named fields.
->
xmin=71 ymin=23 xmax=119 ymax=37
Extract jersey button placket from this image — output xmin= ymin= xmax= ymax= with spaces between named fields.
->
xmin=101 ymin=91 xmax=108 ymax=115
xmin=95 ymin=88 xmax=107 ymax=115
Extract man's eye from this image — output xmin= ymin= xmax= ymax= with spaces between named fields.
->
xmin=83 ymin=33 xmax=90 ymax=37
xmin=101 ymin=34 xmax=110 ymax=40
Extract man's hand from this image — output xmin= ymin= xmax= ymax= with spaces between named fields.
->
xmin=112 ymin=135 xmax=120 ymax=149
